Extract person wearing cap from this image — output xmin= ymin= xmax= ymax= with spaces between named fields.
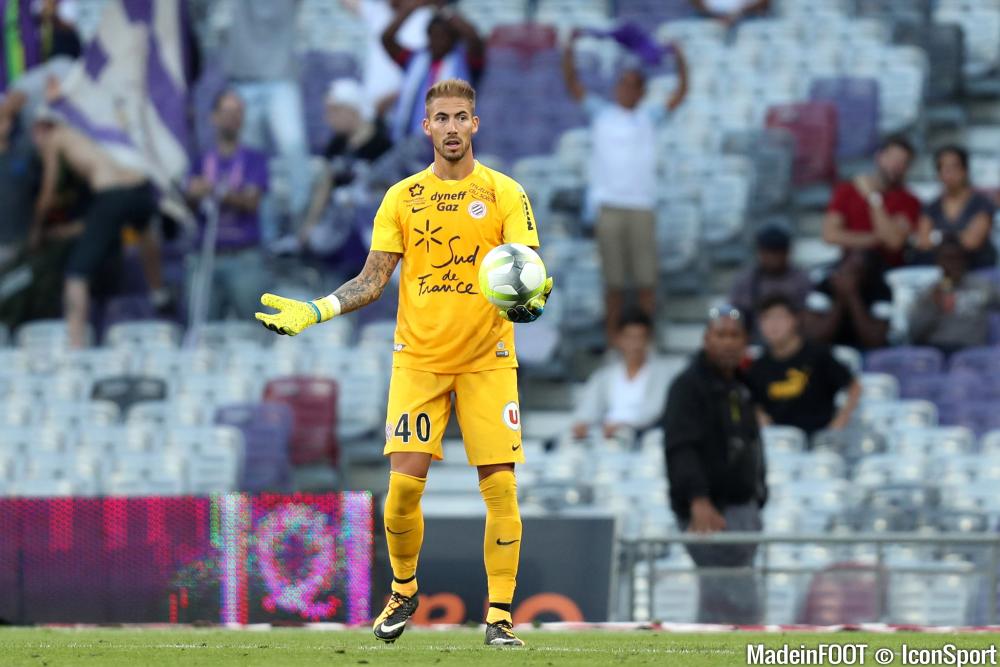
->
xmin=184 ymin=89 xmax=270 ymax=321
xmin=294 ymin=79 xmax=393 ymax=253
xmin=747 ymin=294 xmax=860 ymax=436
xmin=728 ymin=224 xmax=811 ymax=334
xmin=661 ymin=305 xmax=766 ymax=623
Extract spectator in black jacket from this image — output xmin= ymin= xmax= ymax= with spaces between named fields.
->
xmin=662 ymin=305 xmax=766 ymax=623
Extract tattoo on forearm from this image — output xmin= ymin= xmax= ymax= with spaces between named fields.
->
xmin=333 ymin=251 xmax=400 ymax=314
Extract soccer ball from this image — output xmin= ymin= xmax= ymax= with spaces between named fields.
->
xmin=478 ymin=243 xmax=548 ymax=309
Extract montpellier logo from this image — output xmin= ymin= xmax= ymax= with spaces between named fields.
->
xmin=468 ymin=200 xmax=487 ymax=219
xmin=502 ymin=401 xmax=520 ymax=431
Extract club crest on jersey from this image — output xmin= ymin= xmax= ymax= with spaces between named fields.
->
xmin=468 ymin=200 xmax=487 ymax=219
xmin=502 ymin=401 xmax=520 ymax=431
xmin=408 ymin=183 xmax=425 ymax=197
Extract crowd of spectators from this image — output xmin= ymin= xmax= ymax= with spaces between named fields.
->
xmin=0 ymin=0 xmax=491 ymax=343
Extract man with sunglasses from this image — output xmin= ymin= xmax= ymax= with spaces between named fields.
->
xmin=662 ymin=305 xmax=766 ymax=623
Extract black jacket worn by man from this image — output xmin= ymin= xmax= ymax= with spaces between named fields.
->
xmin=662 ymin=352 xmax=767 ymax=520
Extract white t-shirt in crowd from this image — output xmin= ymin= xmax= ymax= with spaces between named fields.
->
xmin=359 ymin=1 xmax=432 ymax=105
xmin=605 ymin=363 xmax=652 ymax=426
xmin=584 ymin=94 xmax=664 ymax=211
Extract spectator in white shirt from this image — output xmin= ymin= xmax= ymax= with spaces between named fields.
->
xmin=562 ymin=29 xmax=687 ymax=341
xmin=572 ymin=312 xmax=675 ymax=440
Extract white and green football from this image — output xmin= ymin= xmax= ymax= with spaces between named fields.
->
xmin=478 ymin=243 xmax=548 ymax=309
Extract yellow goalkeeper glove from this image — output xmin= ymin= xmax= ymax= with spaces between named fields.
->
xmin=499 ymin=277 xmax=554 ymax=323
xmin=254 ymin=293 xmax=338 ymax=336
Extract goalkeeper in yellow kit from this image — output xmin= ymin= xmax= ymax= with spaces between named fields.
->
xmin=255 ymin=79 xmax=552 ymax=647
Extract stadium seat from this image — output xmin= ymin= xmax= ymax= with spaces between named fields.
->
xmin=949 ymin=346 xmax=1000 ymax=376
xmin=190 ymin=320 xmax=268 ymax=350
xmin=858 ymin=373 xmax=899 ymax=402
xmin=214 ymin=402 xmax=294 ymax=492
xmin=105 ymin=320 xmax=182 ymax=350
xmin=166 ymin=426 xmax=245 ymax=493
xmin=800 ymin=562 xmax=885 ymax=625
xmin=91 ymin=376 xmax=169 ymax=415
xmin=940 ymin=399 xmax=1000 ymax=436
xmin=765 ymin=102 xmax=838 ymax=187
xmin=889 ymin=425 xmax=975 ymax=457
xmin=865 ymin=346 xmax=945 ymax=379
xmin=15 ymin=319 xmax=90 ymax=351
xmin=761 ymin=425 xmax=807 ymax=453
xmin=857 ymin=400 xmax=938 ymax=434
xmin=721 ymin=129 xmax=795 ymax=211
xmin=488 ymin=23 xmax=558 ymax=54
xmin=808 ymin=77 xmax=880 ymax=159
xmin=41 ymin=401 xmax=120 ymax=429
xmin=889 ymin=562 xmax=974 ymax=626
xmin=853 ymin=453 xmax=927 ymax=487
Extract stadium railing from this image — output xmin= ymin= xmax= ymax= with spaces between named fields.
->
xmin=619 ymin=532 xmax=1000 ymax=625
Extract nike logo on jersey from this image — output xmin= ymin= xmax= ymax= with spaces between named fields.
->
xmin=511 ymin=444 xmax=521 ymax=451
xmin=411 ymin=205 xmax=431 ymax=213
xmin=379 ymin=620 xmax=408 ymax=633
xmin=386 ymin=527 xmax=413 ymax=535
xmin=496 ymin=538 xmax=520 ymax=546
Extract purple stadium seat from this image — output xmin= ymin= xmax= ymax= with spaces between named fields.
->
xmin=800 ymin=562 xmax=885 ymax=625
xmin=898 ymin=372 xmax=946 ymax=402
xmin=615 ymin=0 xmax=697 ymax=24
xmin=949 ymin=346 xmax=1000 ymax=377
xmin=488 ymin=23 xmax=558 ymax=54
xmin=809 ymin=77 xmax=880 ymax=159
xmin=865 ymin=346 xmax=945 ymax=379
xmin=939 ymin=399 xmax=1000 ymax=436
xmin=765 ymin=102 xmax=838 ymax=187
xmin=476 ymin=45 xmax=587 ymax=162
xmin=214 ymin=402 xmax=294 ymax=493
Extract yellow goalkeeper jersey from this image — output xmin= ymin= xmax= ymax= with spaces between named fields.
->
xmin=370 ymin=160 xmax=540 ymax=374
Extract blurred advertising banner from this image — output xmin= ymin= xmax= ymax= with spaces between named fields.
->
xmin=402 ymin=516 xmax=615 ymax=624
xmin=0 ymin=493 xmax=373 ymax=625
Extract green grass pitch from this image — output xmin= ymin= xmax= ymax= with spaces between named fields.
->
xmin=1 ymin=628 xmax=998 ymax=666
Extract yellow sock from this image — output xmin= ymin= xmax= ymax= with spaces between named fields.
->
xmin=480 ymin=470 xmax=521 ymax=624
xmin=384 ymin=471 xmax=426 ymax=597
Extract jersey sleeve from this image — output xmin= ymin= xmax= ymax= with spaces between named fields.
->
xmin=499 ymin=179 xmax=540 ymax=247
xmin=370 ymin=187 xmax=404 ymax=253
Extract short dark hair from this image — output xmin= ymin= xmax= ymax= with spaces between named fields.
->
xmin=879 ymin=134 xmax=915 ymax=159
xmin=755 ymin=224 xmax=791 ymax=251
xmin=935 ymin=144 xmax=969 ymax=172
xmin=212 ymin=88 xmax=242 ymax=112
xmin=756 ymin=293 xmax=800 ymax=316
xmin=618 ymin=310 xmax=654 ymax=332
xmin=619 ymin=67 xmax=647 ymax=87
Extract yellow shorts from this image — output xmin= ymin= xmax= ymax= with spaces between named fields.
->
xmin=383 ymin=366 xmax=524 ymax=466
